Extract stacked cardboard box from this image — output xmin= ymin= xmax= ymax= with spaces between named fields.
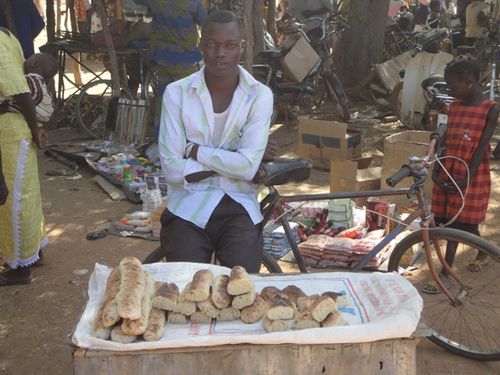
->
xmin=380 ymin=131 xmax=432 ymax=205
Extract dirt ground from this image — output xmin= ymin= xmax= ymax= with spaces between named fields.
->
xmin=0 ymin=120 xmax=499 ymax=374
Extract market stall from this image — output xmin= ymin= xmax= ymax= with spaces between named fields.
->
xmin=72 ymin=261 xmax=422 ymax=374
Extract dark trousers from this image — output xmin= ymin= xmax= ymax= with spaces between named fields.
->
xmin=160 ymin=194 xmax=263 ymax=273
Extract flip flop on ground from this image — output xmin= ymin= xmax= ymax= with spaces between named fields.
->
xmin=422 ymin=273 xmax=451 ymax=294
xmin=466 ymin=257 xmax=490 ymax=272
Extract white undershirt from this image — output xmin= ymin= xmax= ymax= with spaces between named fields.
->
xmin=213 ymin=104 xmax=231 ymax=146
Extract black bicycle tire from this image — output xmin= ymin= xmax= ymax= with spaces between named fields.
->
xmin=323 ymin=71 xmax=350 ymax=122
xmin=261 ymin=252 xmax=283 ymax=273
xmin=75 ymin=79 xmax=133 ymax=139
xmin=388 ymin=227 xmax=500 ymax=360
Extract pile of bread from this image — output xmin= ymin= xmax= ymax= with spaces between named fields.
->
xmin=92 ymin=257 xmax=347 ymax=344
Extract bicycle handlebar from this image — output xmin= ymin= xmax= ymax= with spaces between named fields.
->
xmin=386 ymin=165 xmax=412 ymax=187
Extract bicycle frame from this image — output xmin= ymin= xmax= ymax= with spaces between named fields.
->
xmin=272 ymin=183 xmax=467 ymax=304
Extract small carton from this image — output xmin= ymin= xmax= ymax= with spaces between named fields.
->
xmin=330 ymin=156 xmax=381 ymax=205
xmin=298 ymin=117 xmax=362 ymax=170
xmin=281 ymin=37 xmax=321 ymax=82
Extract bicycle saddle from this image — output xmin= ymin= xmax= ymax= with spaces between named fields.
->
xmin=261 ymin=158 xmax=312 ymax=186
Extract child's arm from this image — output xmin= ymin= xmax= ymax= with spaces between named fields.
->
xmin=12 ymin=93 xmax=48 ymax=149
xmin=467 ymin=104 xmax=500 ymax=179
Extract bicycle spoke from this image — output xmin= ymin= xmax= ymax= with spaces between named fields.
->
xmin=389 ymin=228 xmax=500 ymax=359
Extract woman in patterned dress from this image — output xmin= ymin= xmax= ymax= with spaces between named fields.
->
xmin=0 ymin=27 xmax=48 ymax=286
xmin=423 ymin=55 xmax=499 ymax=293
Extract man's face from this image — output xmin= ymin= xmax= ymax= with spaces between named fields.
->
xmin=201 ymin=21 xmax=244 ymax=78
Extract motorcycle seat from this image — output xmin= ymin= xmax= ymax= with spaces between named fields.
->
xmin=261 ymin=158 xmax=312 ymax=186
xmin=259 ymin=49 xmax=283 ymax=60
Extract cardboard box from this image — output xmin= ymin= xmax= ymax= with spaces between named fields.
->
xmin=382 ymin=130 xmax=431 ymax=170
xmin=330 ymin=156 xmax=381 ymax=205
xmin=380 ymin=131 xmax=433 ymax=206
xmin=298 ymin=117 xmax=362 ymax=170
xmin=281 ymin=37 xmax=321 ymax=82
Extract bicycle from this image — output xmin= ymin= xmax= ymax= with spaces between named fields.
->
xmin=252 ymin=156 xmax=499 ymax=360
xmin=75 ymin=44 xmax=158 ymax=139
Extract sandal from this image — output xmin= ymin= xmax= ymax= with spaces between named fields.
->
xmin=0 ymin=268 xmax=32 ymax=286
xmin=422 ymin=273 xmax=451 ymax=294
xmin=466 ymin=258 xmax=490 ymax=272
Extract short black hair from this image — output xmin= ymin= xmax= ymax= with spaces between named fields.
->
xmin=444 ymin=54 xmax=481 ymax=82
xmin=201 ymin=10 xmax=243 ymax=38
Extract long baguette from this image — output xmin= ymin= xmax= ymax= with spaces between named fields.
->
xmin=231 ymin=285 xmax=256 ymax=310
xmin=152 ymin=282 xmax=179 ymax=311
xmin=176 ymin=282 xmax=197 ymax=315
xmin=101 ymin=267 xmax=122 ymax=327
xmin=227 ymin=266 xmax=253 ymax=295
xmin=116 ymin=257 xmax=146 ymax=320
xmin=211 ymin=275 xmax=232 ymax=309
xmin=185 ymin=270 xmax=213 ymax=302
xmin=111 ymin=325 xmax=137 ymax=344
xmin=143 ymin=281 xmax=167 ymax=341
xmin=92 ymin=303 xmax=112 ymax=340
xmin=121 ymin=272 xmax=154 ymax=336
xmin=240 ymin=294 xmax=267 ymax=324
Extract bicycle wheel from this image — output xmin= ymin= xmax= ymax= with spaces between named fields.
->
xmin=387 ymin=227 xmax=500 ymax=360
xmin=260 ymin=252 xmax=283 ymax=273
xmin=76 ymin=79 xmax=133 ymax=139
xmin=322 ymin=71 xmax=350 ymax=122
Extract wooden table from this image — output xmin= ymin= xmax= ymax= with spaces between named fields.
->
xmin=73 ymin=338 xmax=416 ymax=375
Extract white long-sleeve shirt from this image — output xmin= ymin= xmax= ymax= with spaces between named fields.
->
xmin=159 ymin=66 xmax=273 ymax=228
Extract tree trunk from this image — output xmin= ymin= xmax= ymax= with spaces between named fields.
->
xmin=252 ymin=0 xmax=264 ymax=55
xmin=95 ymin=0 xmax=121 ymax=93
xmin=242 ymin=1 xmax=253 ymax=73
xmin=266 ymin=0 xmax=277 ymax=44
xmin=337 ymin=0 xmax=390 ymax=87
xmin=46 ymin=0 xmax=56 ymax=41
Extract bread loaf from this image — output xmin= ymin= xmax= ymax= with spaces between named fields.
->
xmin=321 ymin=310 xmax=347 ymax=327
xmin=266 ymin=294 xmax=295 ymax=320
xmin=217 ymin=307 xmax=241 ymax=321
xmin=152 ymin=282 xmax=179 ymax=311
xmin=197 ymin=298 xmax=219 ymax=319
xmin=334 ymin=295 xmax=353 ymax=309
xmin=121 ymin=273 xmax=154 ymax=336
xmin=176 ymin=283 xmax=197 ymax=315
xmin=101 ymin=267 xmax=122 ymax=327
xmin=92 ymin=303 xmax=112 ymax=340
xmin=211 ymin=275 xmax=232 ymax=309
xmin=143 ymin=307 xmax=166 ymax=341
xmin=293 ymin=310 xmax=320 ymax=330
xmin=240 ymin=294 xmax=267 ymax=324
xmin=260 ymin=286 xmax=281 ymax=301
xmin=310 ymin=296 xmax=337 ymax=322
xmin=321 ymin=291 xmax=342 ymax=302
xmin=116 ymin=257 xmax=146 ymax=320
xmin=110 ymin=325 xmax=137 ymax=344
xmin=227 ymin=266 xmax=253 ymax=295
xmin=282 ymin=285 xmax=306 ymax=307
xmin=191 ymin=310 xmax=212 ymax=324
xmin=185 ymin=270 xmax=213 ymax=302
xmin=262 ymin=316 xmax=289 ymax=332
xmin=231 ymin=285 xmax=256 ymax=309
xmin=297 ymin=295 xmax=320 ymax=311
xmin=168 ymin=312 xmax=188 ymax=324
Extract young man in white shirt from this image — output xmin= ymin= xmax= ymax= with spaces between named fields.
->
xmin=158 ymin=10 xmax=274 ymax=272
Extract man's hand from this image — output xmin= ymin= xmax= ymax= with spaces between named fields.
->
xmin=31 ymin=127 xmax=48 ymax=149
xmin=0 ymin=178 xmax=8 ymax=205
xmin=263 ymin=139 xmax=278 ymax=162
xmin=185 ymin=171 xmax=217 ymax=183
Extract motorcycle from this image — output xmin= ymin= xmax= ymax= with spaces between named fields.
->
xmin=253 ymin=13 xmax=350 ymax=124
